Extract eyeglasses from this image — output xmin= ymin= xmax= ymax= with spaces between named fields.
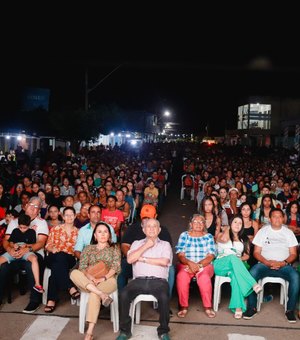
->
xmin=29 ymin=203 xmax=39 ymax=209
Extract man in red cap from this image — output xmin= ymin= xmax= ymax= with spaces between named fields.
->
xmin=118 ymin=204 xmax=175 ymax=307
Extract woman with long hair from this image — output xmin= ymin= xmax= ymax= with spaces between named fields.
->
xmin=213 ymin=215 xmax=262 ymax=319
xmin=70 ymin=222 xmax=121 ymax=340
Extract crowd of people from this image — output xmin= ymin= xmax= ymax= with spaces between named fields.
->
xmin=0 ymin=142 xmax=300 ymax=340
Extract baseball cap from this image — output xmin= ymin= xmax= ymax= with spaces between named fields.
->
xmin=228 ymin=187 xmax=239 ymax=194
xmin=140 ymin=204 xmax=157 ymax=219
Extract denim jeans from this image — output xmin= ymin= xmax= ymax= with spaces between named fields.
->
xmin=247 ymin=263 xmax=300 ymax=311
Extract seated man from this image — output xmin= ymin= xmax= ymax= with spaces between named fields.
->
xmin=118 ymin=204 xmax=175 ymax=302
xmin=243 ymin=208 xmax=300 ymax=323
xmin=0 ymin=197 xmax=49 ymax=312
xmin=117 ymin=218 xmax=172 ymax=340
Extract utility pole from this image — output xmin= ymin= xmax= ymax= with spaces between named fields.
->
xmin=84 ymin=63 xmax=123 ymax=112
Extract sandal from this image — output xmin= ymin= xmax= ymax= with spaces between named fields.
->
xmin=234 ymin=310 xmax=243 ymax=319
xmin=204 ymin=308 xmax=216 ymax=318
xmin=102 ymin=295 xmax=113 ymax=307
xmin=69 ymin=287 xmax=80 ymax=300
xmin=253 ymin=283 xmax=263 ymax=294
xmin=44 ymin=304 xmax=56 ymax=313
xmin=177 ymin=308 xmax=188 ymax=318
xmin=84 ymin=333 xmax=94 ymax=340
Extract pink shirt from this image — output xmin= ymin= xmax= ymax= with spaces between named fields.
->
xmin=128 ymin=238 xmax=172 ymax=280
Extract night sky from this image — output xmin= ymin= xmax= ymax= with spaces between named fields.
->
xmin=2 ymin=47 xmax=300 ymax=136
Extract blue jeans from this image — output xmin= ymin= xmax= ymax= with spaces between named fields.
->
xmin=247 ymin=263 xmax=300 ymax=311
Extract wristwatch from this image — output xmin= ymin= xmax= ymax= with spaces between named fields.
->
xmin=28 ymin=246 xmax=33 ymax=252
xmin=284 ymin=260 xmax=290 ymax=266
xmin=198 ymin=263 xmax=203 ymax=269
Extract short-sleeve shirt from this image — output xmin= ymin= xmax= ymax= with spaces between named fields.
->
xmin=175 ymin=231 xmax=216 ymax=262
xmin=6 ymin=217 xmax=49 ymax=257
xmin=252 ymin=224 xmax=298 ymax=261
xmin=9 ymin=228 xmax=36 ymax=245
xmin=79 ymin=244 xmax=121 ymax=274
xmin=128 ymin=238 xmax=172 ymax=280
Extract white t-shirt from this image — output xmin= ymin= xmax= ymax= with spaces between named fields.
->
xmin=6 ymin=217 xmax=49 ymax=257
xmin=252 ymin=224 xmax=298 ymax=261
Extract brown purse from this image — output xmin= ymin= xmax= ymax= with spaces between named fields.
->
xmin=86 ymin=260 xmax=109 ymax=279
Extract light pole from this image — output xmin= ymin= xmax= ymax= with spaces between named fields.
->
xmin=84 ymin=64 xmax=123 ymax=112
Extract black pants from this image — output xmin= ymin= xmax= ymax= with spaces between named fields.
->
xmin=119 ymin=277 xmax=170 ymax=336
xmin=45 ymin=252 xmax=76 ymax=302
xmin=0 ymin=253 xmax=45 ymax=304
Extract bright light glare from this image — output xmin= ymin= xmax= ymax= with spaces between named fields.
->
xmin=17 ymin=136 xmax=22 ymax=141
xmin=6 ymin=135 xmax=10 ymax=139
xmin=125 ymin=134 xmax=131 ymax=138
xmin=164 ymin=111 xmax=170 ymax=116
xmin=110 ymin=132 xmax=114 ymax=136
xmin=130 ymin=140 xmax=137 ymax=145
xmin=118 ymin=133 xmax=122 ymax=137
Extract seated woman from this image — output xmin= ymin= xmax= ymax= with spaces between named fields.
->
xmin=70 ymin=222 xmax=121 ymax=340
xmin=284 ymin=201 xmax=300 ymax=244
xmin=44 ymin=206 xmax=79 ymax=313
xmin=213 ymin=215 xmax=262 ymax=319
xmin=143 ymin=180 xmax=159 ymax=207
xmin=175 ymin=214 xmax=216 ymax=318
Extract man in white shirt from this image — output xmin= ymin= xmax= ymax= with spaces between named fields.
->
xmin=0 ymin=197 xmax=49 ymax=313
xmin=243 ymin=208 xmax=299 ymax=323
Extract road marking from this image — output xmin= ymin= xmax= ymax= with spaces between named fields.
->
xmin=20 ymin=315 xmax=69 ymax=340
xmin=228 ymin=334 xmax=265 ymax=340
xmin=131 ymin=325 xmax=158 ymax=339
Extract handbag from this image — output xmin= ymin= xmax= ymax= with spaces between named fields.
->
xmin=86 ymin=260 xmax=109 ymax=279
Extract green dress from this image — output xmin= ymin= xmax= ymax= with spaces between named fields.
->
xmin=213 ymin=240 xmax=257 ymax=312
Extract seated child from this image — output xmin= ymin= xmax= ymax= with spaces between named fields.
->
xmin=0 ymin=214 xmax=44 ymax=293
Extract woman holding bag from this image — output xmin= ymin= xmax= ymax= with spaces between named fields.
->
xmin=70 ymin=221 xmax=121 ymax=340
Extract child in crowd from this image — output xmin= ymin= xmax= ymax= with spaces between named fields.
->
xmin=0 ymin=214 xmax=44 ymax=293
xmin=0 ymin=209 xmax=18 ymax=255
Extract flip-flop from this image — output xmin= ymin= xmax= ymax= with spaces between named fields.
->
xmin=205 ymin=309 xmax=216 ymax=318
xmin=44 ymin=305 xmax=56 ymax=313
xmin=69 ymin=287 xmax=80 ymax=299
xmin=177 ymin=309 xmax=188 ymax=318
xmin=234 ymin=310 xmax=243 ymax=319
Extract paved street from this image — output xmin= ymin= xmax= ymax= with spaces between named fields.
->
xmin=0 ymin=160 xmax=299 ymax=339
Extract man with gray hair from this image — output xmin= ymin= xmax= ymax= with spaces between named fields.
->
xmin=117 ymin=218 xmax=173 ymax=340
xmin=0 ymin=196 xmax=49 ymax=312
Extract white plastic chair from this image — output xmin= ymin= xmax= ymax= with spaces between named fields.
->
xmin=257 ymin=277 xmax=289 ymax=312
xmin=213 ymin=275 xmax=231 ymax=311
xmin=129 ymin=294 xmax=158 ymax=334
xmin=79 ymin=290 xmax=119 ymax=334
xmin=42 ymin=267 xmax=79 ymax=306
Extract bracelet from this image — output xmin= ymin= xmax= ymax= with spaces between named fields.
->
xmin=284 ymin=260 xmax=290 ymax=266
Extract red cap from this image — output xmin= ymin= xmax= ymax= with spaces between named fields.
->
xmin=140 ymin=204 xmax=157 ymax=219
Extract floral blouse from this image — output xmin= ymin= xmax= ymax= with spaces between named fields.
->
xmin=45 ymin=225 xmax=78 ymax=255
xmin=79 ymin=244 xmax=121 ymax=274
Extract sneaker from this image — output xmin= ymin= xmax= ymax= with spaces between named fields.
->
xmin=116 ymin=332 xmax=132 ymax=340
xmin=285 ymin=310 xmax=296 ymax=323
xmin=33 ymin=285 xmax=44 ymax=293
xmin=23 ymin=301 xmax=40 ymax=314
xmin=159 ymin=334 xmax=171 ymax=340
xmin=243 ymin=308 xmax=257 ymax=319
